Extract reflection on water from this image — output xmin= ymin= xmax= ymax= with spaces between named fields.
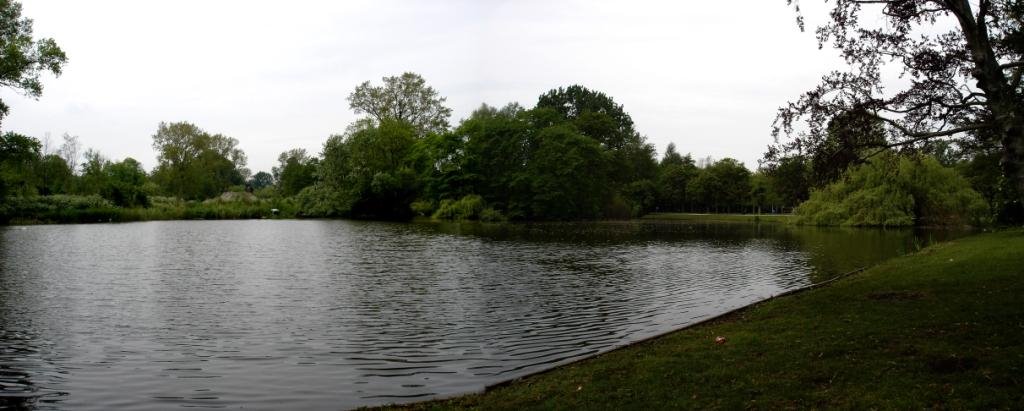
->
xmin=0 ymin=220 xmax=965 ymax=410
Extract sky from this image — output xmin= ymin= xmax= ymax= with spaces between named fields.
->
xmin=1 ymin=0 xmax=846 ymax=174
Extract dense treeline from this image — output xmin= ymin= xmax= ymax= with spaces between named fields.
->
xmin=0 ymin=72 xmax=1014 ymax=226
xmin=290 ymin=75 xmax=804 ymax=221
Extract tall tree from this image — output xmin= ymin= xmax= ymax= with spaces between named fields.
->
xmin=248 ymin=171 xmax=274 ymax=190
xmin=150 ymin=121 xmax=248 ymax=200
xmin=347 ymin=72 xmax=452 ymax=136
xmin=536 ymin=85 xmax=637 ymax=150
xmin=273 ymin=148 xmax=318 ymax=197
xmin=0 ymin=131 xmax=40 ymax=196
xmin=0 ymin=0 xmax=67 ymax=127
xmin=58 ymin=132 xmax=80 ymax=174
xmin=317 ymin=119 xmax=420 ymax=219
xmin=776 ymin=0 xmax=1024 ymax=205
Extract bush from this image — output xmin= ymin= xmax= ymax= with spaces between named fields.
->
xmin=410 ymin=200 xmax=436 ymax=217
xmin=479 ymin=207 xmax=507 ymax=222
xmin=795 ymin=154 xmax=990 ymax=227
xmin=295 ymin=184 xmax=349 ymax=217
xmin=0 ymin=195 xmax=119 ymax=223
xmin=433 ymin=194 xmax=486 ymax=220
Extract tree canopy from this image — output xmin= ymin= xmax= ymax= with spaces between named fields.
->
xmin=347 ymin=72 xmax=453 ymax=136
xmin=150 ymin=121 xmax=249 ymax=200
xmin=0 ymin=0 xmax=67 ymax=127
xmin=774 ymin=0 xmax=1024 ymax=207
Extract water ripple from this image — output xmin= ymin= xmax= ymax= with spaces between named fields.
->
xmin=0 ymin=220 xmax=958 ymax=410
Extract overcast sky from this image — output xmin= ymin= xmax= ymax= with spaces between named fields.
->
xmin=1 ymin=0 xmax=845 ymax=174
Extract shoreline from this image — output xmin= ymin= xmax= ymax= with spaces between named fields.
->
xmin=376 ymin=229 xmax=1024 ymax=409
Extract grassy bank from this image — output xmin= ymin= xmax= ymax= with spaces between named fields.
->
xmin=642 ymin=212 xmax=794 ymax=224
xmin=385 ymin=230 xmax=1024 ymax=409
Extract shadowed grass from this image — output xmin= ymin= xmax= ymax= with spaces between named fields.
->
xmin=380 ymin=230 xmax=1024 ymax=410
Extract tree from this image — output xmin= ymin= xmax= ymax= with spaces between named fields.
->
xmin=58 ymin=132 xmax=80 ymax=174
xmin=687 ymin=168 xmax=719 ymax=213
xmin=657 ymin=146 xmax=698 ymax=212
xmin=764 ymin=155 xmax=811 ymax=208
xmin=150 ymin=121 xmax=248 ymax=200
xmin=315 ymin=119 xmax=420 ymax=219
xmin=449 ymin=103 xmax=533 ymax=213
xmin=660 ymin=143 xmax=687 ymax=168
xmin=536 ymin=85 xmax=658 ymax=186
xmin=795 ymin=153 xmax=989 ymax=227
xmin=776 ymin=0 xmax=1024 ymax=207
xmin=705 ymin=158 xmax=752 ymax=213
xmin=36 ymin=153 xmax=71 ymax=195
xmin=0 ymin=0 xmax=67 ymax=127
xmin=0 ymin=131 xmax=40 ymax=196
xmin=527 ymin=124 xmax=611 ymax=219
xmin=536 ymin=85 xmax=637 ymax=150
xmin=273 ymin=148 xmax=317 ymax=196
xmin=103 ymin=158 xmax=149 ymax=207
xmin=249 ymin=171 xmax=274 ymax=190
xmin=77 ymin=148 xmax=107 ymax=195
xmin=347 ymin=72 xmax=452 ymax=136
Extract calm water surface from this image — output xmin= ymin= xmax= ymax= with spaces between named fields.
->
xmin=0 ymin=219 xmax=963 ymax=409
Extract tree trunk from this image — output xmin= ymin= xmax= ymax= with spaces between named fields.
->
xmin=999 ymin=117 xmax=1024 ymax=206
xmin=951 ymin=0 xmax=1024 ymax=206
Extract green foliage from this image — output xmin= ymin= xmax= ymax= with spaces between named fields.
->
xmin=432 ymin=194 xmax=486 ymax=220
xmin=248 ymin=171 xmax=274 ymax=190
xmin=36 ymin=154 xmax=73 ymax=195
xmin=101 ymin=158 xmax=149 ymax=207
xmin=409 ymin=199 xmax=436 ymax=217
xmin=527 ymin=125 xmax=610 ymax=220
xmin=656 ymin=146 xmax=698 ymax=212
xmin=957 ymin=150 xmax=1023 ymax=224
xmin=316 ymin=119 xmax=421 ymax=219
xmin=347 ymin=72 xmax=452 ymax=136
xmin=447 ymin=103 xmax=532 ymax=215
xmin=0 ymin=0 xmax=67 ymax=126
xmin=536 ymin=85 xmax=635 ymax=150
xmin=765 ymin=155 xmax=811 ymax=208
xmin=0 ymin=131 xmax=41 ymax=197
xmin=294 ymin=184 xmax=346 ymax=218
xmin=150 ymin=121 xmax=248 ymax=200
xmin=795 ymin=154 xmax=990 ymax=227
xmin=478 ymin=207 xmax=506 ymax=222
xmin=684 ymin=158 xmax=752 ymax=213
xmin=273 ymin=149 xmax=317 ymax=196
xmin=0 ymin=194 xmax=118 ymax=224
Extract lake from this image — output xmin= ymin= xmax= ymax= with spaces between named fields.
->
xmin=0 ymin=219 xmax=963 ymax=410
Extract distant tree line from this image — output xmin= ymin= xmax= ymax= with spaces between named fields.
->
xmin=286 ymin=74 xmax=811 ymax=221
xmin=3 ymin=71 xmax=1012 ymax=226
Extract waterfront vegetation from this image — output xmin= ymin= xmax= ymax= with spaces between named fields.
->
xmin=1 ymin=74 xmax=1017 ymax=226
xmin=642 ymin=213 xmax=794 ymax=224
xmin=1 ymin=0 xmax=1020 ymax=227
xmin=382 ymin=229 xmax=1024 ymax=410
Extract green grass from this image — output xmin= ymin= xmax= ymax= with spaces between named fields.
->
xmin=642 ymin=212 xmax=794 ymax=224
xmin=382 ymin=230 xmax=1024 ymax=410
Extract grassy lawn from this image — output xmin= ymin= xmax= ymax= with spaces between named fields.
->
xmin=381 ymin=230 xmax=1024 ymax=410
xmin=642 ymin=212 xmax=794 ymax=224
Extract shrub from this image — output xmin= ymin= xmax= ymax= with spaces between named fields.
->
xmin=410 ymin=200 xmax=436 ymax=217
xmin=795 ymin=154 xmax=990 ymax=227
xmin=433 ymin=194 xmax=486 ymax=220
xmin=479 ymin=207 xmax=507 ymax=222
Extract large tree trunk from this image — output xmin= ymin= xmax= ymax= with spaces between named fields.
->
xmin=999 ymin=116 xmax=1024 ymax=206
xmin=951 ymin=0 xmax=1024 ymax=206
